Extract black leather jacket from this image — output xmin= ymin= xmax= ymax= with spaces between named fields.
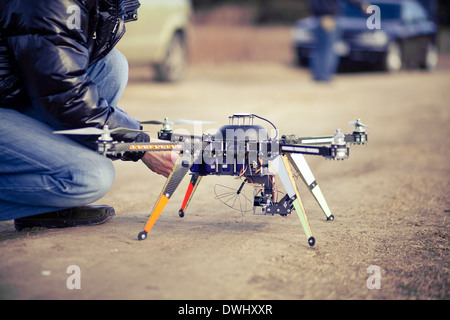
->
xmin=0 ymin=0 xmax=147 ymax=159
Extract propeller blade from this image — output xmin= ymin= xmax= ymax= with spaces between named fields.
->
xmin=54 ymin=127 xmax=147 ymax=136
xmin=348 ymin=119 xmax=370 ymax=128
xmin=53 ymin=127 xmax=105 ymax=135
xmin=109 ymin=128 xmax=148 ymax=135
xmin=140 ymin=119 xmax=216 ymax=125
xmin=140 ymin=120 xmax=165 ymax=125
xmin=170 ymin=119 xmax=216 ymax=125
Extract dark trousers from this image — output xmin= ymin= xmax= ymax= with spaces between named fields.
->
xmin=310 ymin=17 xmax=342 ymax=82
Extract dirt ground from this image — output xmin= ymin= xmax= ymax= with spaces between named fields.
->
xmin=0 ymin=58 xmax=449 ymax=300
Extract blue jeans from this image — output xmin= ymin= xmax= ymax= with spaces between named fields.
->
xmin=0 ymin=49 xmax=128 ymax=221
xmin=310 ymin=17 xmax=342 ymax=82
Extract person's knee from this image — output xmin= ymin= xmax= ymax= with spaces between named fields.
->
xmin=89 ymin=48 xmax=128 ymax=107
xmin=105 ymin=49 xmax=128 ymax=93
xmin=110 ymin=49 xmax=128 ymax=75
xmin=78 ymin=157 xmax=115 ymax=203
xmin=52 ymin=156 xmax=115 ymax=206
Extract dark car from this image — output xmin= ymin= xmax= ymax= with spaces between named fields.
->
xmin=292 ymin=0 xmax=438 ymax=72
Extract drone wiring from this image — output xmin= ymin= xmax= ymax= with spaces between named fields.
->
xmin=251 ymin=114 xmax=278 ymax=139
xmin=254 ymin=156 xmax=263 ymax=174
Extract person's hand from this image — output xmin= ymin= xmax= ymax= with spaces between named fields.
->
xmin=320 ymin=15 xmax=336 ymax=31
xmin=141 ymin=139 xmax=179 ymax=178
xmin=360 ymin=2 xmax=372 ymax=13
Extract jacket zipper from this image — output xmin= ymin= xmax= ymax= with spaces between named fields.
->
xmin=90 ymin=1 xmax=123 ymax=65
xmin=112 ymin=18 xmax=120 ymax=34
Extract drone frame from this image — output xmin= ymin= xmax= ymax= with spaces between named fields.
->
xmin=54 ymin=116 xmax=368 ymax=247
xmin=135 ymin=118 xmax=367 ymax=247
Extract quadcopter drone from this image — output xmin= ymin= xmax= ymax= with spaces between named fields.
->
xmin=54 ymin=114 xmax=369 ymax=247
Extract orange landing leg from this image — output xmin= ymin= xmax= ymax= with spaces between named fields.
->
xmin=138 ymin=156 xmax=190 ymax=241
xmin=138 ymin=194 xmax=170 ymax=240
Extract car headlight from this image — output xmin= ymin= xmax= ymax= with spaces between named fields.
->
xmin=358 ymin=30 xmax=388 ymax=47
xmin=292 ymin=28 xmax=314 ymax=43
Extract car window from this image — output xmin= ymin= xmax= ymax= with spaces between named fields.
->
xmin=402 ymin=1 xmax=429 ymax=23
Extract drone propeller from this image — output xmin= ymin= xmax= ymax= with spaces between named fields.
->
xmin=348 ymin=119 xmax=370 ymax=129
xmin=139 ymin=120 xmax=164 ymax=125
xmin=140 ymin=117 xmax=216 ymax=127
xmin=53 ymin=126 xmax=146 ymax=136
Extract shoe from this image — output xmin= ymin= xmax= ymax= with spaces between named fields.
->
xmin=14 ymin=205 xmax=115 ymax=231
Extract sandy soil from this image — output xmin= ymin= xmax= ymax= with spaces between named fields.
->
xmin=0 ymin=61 xmax=449 ymax=300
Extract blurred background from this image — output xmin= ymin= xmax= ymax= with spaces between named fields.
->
xmin=117 ymin=0 xmax=450 ymax=80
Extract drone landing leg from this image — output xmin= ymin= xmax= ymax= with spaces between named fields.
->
xmin=287 ymin=154 xmax=334 ymax=221
xmin=276 ymin=155 xmax=315 ymax=247
xmin=179 ymin=174 xmax=202 ymax=217
xmin=138 ymin=157 xmax=190 ymax=241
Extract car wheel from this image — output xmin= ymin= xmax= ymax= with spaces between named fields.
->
xmin=383 ymin=42 xmax=402 ymax=72
xmin=420 ymin=42 xmax=438 ymax=71
xmin=154 ymin=32 xmax=187 ymax=82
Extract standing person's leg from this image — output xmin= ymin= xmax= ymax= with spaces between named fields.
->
xmin=311 ymin=23 xmax=328 ymax=81
xmin=310 ymin=16 xmax=339 ymax=82
xmin=325 ymin=17 xmax=342 ymax=80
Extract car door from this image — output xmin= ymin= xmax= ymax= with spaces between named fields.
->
xmin=117 ymin=0 xmax=171 ymax=63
